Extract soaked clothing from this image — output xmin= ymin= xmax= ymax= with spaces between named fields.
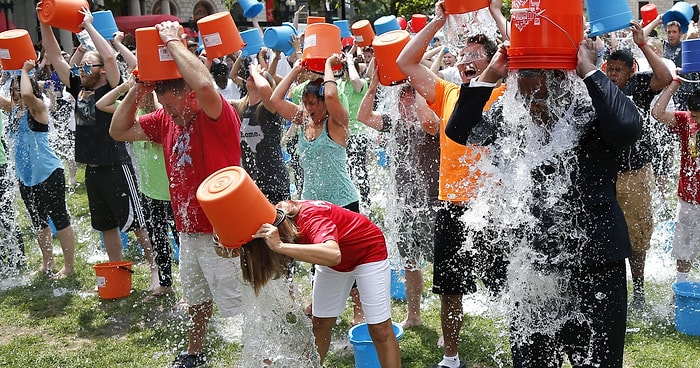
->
xmin=240 ymin=102 xmax=289 ymax=203
xmin=670 ymin=111 xmax=700 ymax=204
xmin=297 ymin=118 xmax=359 ymax=207
xmin=140 ymin=94 xmax=241 ymax=233
xmin=7 ymin=108 xmax=63 ymax=186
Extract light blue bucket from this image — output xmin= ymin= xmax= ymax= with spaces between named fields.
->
xmin=390 ymin=268 xmax=406 ymax=301
xmin=663 ymin=1 xmax=693 ymax=34
xmin=333 ymin=20 xmax=352 ymax=38
xmin=240 ymin=28 xmax=264 ymax=57
xmin=374 ymin=15 xmax=400 ymax=36
xmin=585 ymin=0 xmax=633 ymax=37
xmin=264 ymin=24 xmax=297 ymax=56
xmin=681 ymin=38 xmax=700 ymax=74
xmin=672 ymin=281 xmax=700 ymax=336
xmin=348 ymin=322 xmax=404 ymax=368
xmin=93 ymin=10 xmax=119 ymax=41
xmin=239 ymin=0 xmax=264 ymax=19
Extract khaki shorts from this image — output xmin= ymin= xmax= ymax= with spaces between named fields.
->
xmin=616 ymin=164 xmax=654 ymax=252
xmin=179 ymin=233 xmax=243 ymax=317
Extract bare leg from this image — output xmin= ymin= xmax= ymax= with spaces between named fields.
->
xmin=368 ymin=319 xmax=401 ymax=368
xmin=401 ymin=268 xmax=423 ymax=329
xmin=188 ymin=300 xmax=213 ymax=355
xmin=441 ymin=294 xmax=463 ymax=358
xmin=54 ymin=225 xmax=76 ymax=279
xmin=102 ymin=228 xmax=123 ymax=262
xmin=350 ymin=287 xmax=365 ymax=325
xmin=134 ymin=227 xmax=160 ymax=291
xmin=312 ymin=316 xmax=336 ymax=365
xmin=629 ymin=250 xmax=646 ymax=306
xmin=36 ymin=226 xmax=55 ymax=273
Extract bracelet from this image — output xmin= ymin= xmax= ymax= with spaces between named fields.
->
xmin=638 ymin=41 xmax=647 ymax=48
xmin=322 ymin=80 xmax=337 ymax=86
xmin=165 ymin=38 xmax=181 ymax=46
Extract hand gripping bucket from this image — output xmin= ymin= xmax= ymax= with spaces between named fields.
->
xmin=240 ymin=29 xmax=265 ymax=57
xmin=0 ymin=29 xmax=38 ymax=71
xmin=264 ymin=24 xmax=298 ymax=56
xmin=37 ymin=0 xmax=89 ymax=34
xmin=135 ymin=27 xmax=186 ymax=81
xmin=196 ymin=166 xmax=277 ymax=249
xmin=197 ymin=12 xmax=245 ymax=60
xmin=302 ymin=23 xmax=342 ymax=74
xmin=681 ymin=38 xmax=700 ymax=74
xmin=443 ymin=0 xmax=489 ymax=14
xmin=351 ymin=20 xmax=375 ymax=47
xmin=585 ymin=0 xmax=633 ymax=37
xmin=410 ymin=14 xmax=427 ymax=33
xmin=94 ymin=261 xmax=134 ymax=299
xmin=663 ymin=1 xmax=694 ymax=34
xmin=374 ymin=15 xmax=401 ymax=36
xmin=348 ymin=322 xmax=404 ymax=367
xmin=239 ymin=0 xmax=264 ymax=19
xmin=307 ymin=16 xmax=326 ymax=25
xmin=334 ymin=20 xmax=352 ymax=38
xmin=640 ymin=4 xmax=659 ymax=27
xmin=672 ymin=281 xmax=700 ymax=336
xmin=509 ymin=0 xmax=583 ymax=70
xmin=372 ymin=30 xmax=411 ymax=86
xmin=92 ymin=10 xmax=119 ymax=41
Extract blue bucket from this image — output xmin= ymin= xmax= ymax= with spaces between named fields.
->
xmin=240 ymin=29 xmax=264 ymax=57
xmin=390 ymin=268 xmax=406 ymax=301
xmin=239 ymin=0 xmax=264 ymax=19
xmin=663 ymin=1 xmax=693 ymax=34
xmin=93 ymin=10 xmax=119 ymax=41
xmin=333 ymin=20 xmax=352 ymax=38
xmin=264 ymin=24 xmax=297 ymax=56
xmin=585 ymin=0 xmax=633 ymax=37
xmin=374 ymin=15 xmax=400 ymax=36
xmin=672 ymin=281 xmax=700 ymax=336
xmin=348 ymin=322 xmax=404 ymax=368
xmin=681 ymin=38 xmax=700 ymax=74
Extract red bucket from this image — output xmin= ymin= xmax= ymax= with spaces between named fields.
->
xmin=640 ymin=4 xmax=659 ymax=27
xmin=443 ymin=0 xmax=489 ymax=14
xmin=509 ymin=0 xmax=583 ymax=70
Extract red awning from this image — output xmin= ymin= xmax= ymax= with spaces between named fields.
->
xmin=114 ymin=14 xmax=197 ymax=38
xmin=0 ymin=10 xmax=16 ymax=32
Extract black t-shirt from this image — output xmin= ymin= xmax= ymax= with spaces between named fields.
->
xmin=67 ymin=74 xmax=130 ymax=166
xmin=617 ymin=72 xmax=656 ymax=171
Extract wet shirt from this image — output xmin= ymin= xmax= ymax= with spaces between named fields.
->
xmin=295 ymin=200 xmax=387 ymax=272
xmin=240 ymin=102 xmax=290 ymax=203
xmin=139 ymin=95 xmax=242 ymax=233
xmin=7 ymin=109 xmax=63 ymax=186
xmin=617 ymin=72 xmax=656 ymax=171
xmin=67 ymin=74 xmax=131 ymax=166
xmin=663 ymin=40 xmax=682 ymax=67
xmin=671 ymin=111 xmax=700 ymax=204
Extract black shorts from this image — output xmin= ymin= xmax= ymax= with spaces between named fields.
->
xmin=85 ymin=164 xmax=147 ymax=232
xmin=19 ymin=168 xmax=71 ymax=231
xmin=432 ymin=202 xmax=476 ymax=295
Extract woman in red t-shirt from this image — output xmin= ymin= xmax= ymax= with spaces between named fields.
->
xmin=241 ymin=200 xmax=400 ymax=367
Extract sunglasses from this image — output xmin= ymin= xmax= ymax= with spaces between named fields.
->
xmin=70 ymin=63 xmax=104 ymax=76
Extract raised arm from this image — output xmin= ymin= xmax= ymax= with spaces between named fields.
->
xmin=631 ymin=21 xmax=672 ymax=91
xmin=20 ymin=60 xmax=49 ymax=124
xmin=397 ymin=0 xmax=446 ymax=103
xmin=250 ymin=64 xmax=277 ymax=113
xmin=96 ymin=76 xmax=135 ymax=114
xmin=270 ymin=61 xmax=305 ymax=123
xmin=37 ymin=4 xmax=71 ymax=86
xmin=651 ymin=78 xmax=680 ymax=128
xmin=79 ymin=7 xmax=120 ymax=88
xmin=356 ymin=68 xmax=386 ymax=131
xmin=253 ymin=223 xmax=341 ymax=266
xmin=110 ymin=81 xmax=152 ymax=142
xmin=111 ymin=31 xmax=137 ymax=74
xmin=324 ymin=54 xmax=349 ymax=130
xmin=156 ymin=20 xmax=222 ymax=120
xmin=344 ymin=51 xmax=364 ymax=93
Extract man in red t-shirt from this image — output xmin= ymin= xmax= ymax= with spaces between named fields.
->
xmin=110 ymin=21 xmax=242 ymax=368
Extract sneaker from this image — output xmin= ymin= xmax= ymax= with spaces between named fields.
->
xmin=171 ymin=352 xmax=206 ymax=368
xmin=432 ymin=362 xmax=466 ymax=368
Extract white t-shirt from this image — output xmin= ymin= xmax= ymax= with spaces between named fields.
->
xmin=214 ymin=78 xmax=241 ymax=100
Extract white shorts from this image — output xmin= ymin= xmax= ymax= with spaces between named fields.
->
xmin=672 ymin=199 xmax=700 ymax=261
xmin=179 ymin=233 xmax=243 ymax=317
xmin=312 ymin=259 xmax=391 ymax=324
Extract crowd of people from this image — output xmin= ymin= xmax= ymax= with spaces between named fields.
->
xmin=0 ymin=0 xmax=699 ymax=367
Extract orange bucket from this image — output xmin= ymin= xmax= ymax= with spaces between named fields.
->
xmin=307 ymin=16 xmax=326 ymax=25
xmin=443 ymin=0 xmax=489 ymax=14
xmin=135 ymin=27 xmax=186 ymax=81
xmin=94 ymin=261 xmax=133 ymax=299
xmin=641 ymin=4 xmax=659 ymax=27
xmin=0 ymin=29 xmax=37 ymax=71
xmin=302 ymin=23 xmax=342 ymax=74
xmin=37 ymin=0 xmax=89 ymax=34
xmin=197 ymin=12 xmax=245 ymax=60
xmin=351 ymin=20 xmax=375 ymax=47
xmin=509 ymin=0 xmax=583 ymax=70
xmin=372 ymin=30 xmax=410 ymax=86
xmin=196 ymin=166 xmax=277 ymax=249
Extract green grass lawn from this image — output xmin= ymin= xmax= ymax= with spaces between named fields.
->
xmin=1 ymin=167 xmax=700 ymax=368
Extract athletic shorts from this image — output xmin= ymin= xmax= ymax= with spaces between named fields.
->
xmin=85 ymin=164 xmax=147 ymax=232
xmin=672 ymin=199 xmax=700 ymax=261
xmin=432 ymin=202 xmax=476 ymax=295
xmin=312 ymin=259 xmax=391 ymax=324
xmin=179 ymin=232 xmax=243 ymax=317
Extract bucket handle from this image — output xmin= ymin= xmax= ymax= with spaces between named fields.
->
xmin=511 ymin=8 xmax=577 ymax=50
xmin=117 ymin=265 xmax=134 ymax=273
xmin=677 ymin=75 xmax=700 ymax=83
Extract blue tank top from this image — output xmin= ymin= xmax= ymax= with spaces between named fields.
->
xmin=297 ymin=117 xmax=359 ymax=206
xmin=8 ymin=108 xmax=63 ymax=186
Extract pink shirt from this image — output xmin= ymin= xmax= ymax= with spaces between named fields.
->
xmin=140 ymin=95 xmax=241 ymax=233
xmin=671 ymin=111 xmax=700 ymax=204
xmin=295 ymin=200 xmax=387 ymax=272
